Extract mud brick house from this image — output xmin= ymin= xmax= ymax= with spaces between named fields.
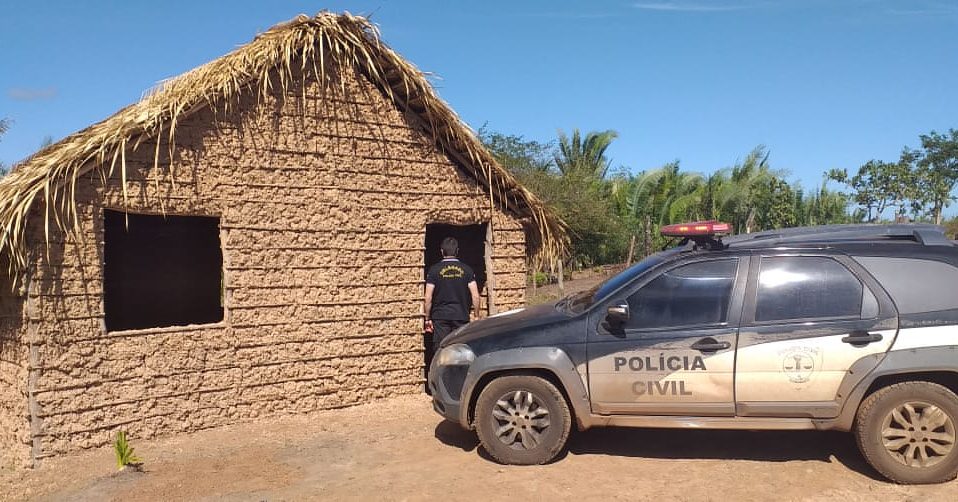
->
xmin=0 ymin=13 xmax=564 ymax=466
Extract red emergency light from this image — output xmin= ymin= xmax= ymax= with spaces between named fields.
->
xmin=660 ymin=220 xmax=732 ymax=237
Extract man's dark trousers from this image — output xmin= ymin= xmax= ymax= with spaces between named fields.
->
xmin=432 ymin=319 xmax=467 ymax=352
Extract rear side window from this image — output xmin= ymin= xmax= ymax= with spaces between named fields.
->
xmin=755 ymin=256 xmax=862 ymax=322
xmin=626 ymin=258 xmax=738 ymax=329
xmin=853 ymin=256 xmax=958 ymax=314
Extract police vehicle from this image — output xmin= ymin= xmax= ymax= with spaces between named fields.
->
xmin=428 ymin=222 xmax=958 ymax=484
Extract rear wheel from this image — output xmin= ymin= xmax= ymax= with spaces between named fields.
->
xmin=474 ymin=375 xmax=571 ymax=465
xmin=855 ymin=381 xmax=958 ymax=484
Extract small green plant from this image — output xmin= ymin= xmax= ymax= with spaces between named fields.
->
xmin=113 ymin=431 xmax=142 ymax=471
xmin=532 ymin=271 xmax=550 ymax=287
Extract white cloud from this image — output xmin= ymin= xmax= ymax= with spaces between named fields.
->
xmin=633 ymin=1 xmax=755 ymax=12
xmin=7 ymin=87 xmax=58 ymax=102
xmin=537 ymin=12 xmax=621 ymax=19
xmin=885 ymin=3 xmax=958 ymax=16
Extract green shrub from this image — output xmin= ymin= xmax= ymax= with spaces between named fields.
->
xmin=532 ymin=271 xmax=550 ymax=287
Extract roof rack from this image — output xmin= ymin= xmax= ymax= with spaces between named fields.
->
xmin=724 ymin=224 xmax=953 ymax=247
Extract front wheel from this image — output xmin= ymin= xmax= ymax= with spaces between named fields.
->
xmin=474 ymin=375 xmax=572 ymax=465
xmin=855 ymin=381 xmax=958 ymax=484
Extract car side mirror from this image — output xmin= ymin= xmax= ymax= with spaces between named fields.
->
xmin=607 ymin=304 xmax=629 ymax=324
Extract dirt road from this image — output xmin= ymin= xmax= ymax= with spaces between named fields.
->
xmin=2 ymin=394 xmax=956 ymax=501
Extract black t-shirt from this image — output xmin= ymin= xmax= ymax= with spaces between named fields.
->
xmin=426 ymin=258 xmax=475 ymax=321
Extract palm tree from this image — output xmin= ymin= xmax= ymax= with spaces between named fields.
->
xmin=714 ymin=146 xmax=775 ymax=233
xmin=554 ymin=129 xmax=618 ymax=179
xmin=627 ymin=162 xmax=705 ymax=256
xmin=699 ymin=171 xmax=727 ymax=220
xmin=633 ymin=163 xmax=706 ymax=225
xmin=795 ymin=182 xmax=852 ymax=226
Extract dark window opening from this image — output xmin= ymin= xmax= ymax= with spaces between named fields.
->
xmin=104 ymin=210 xmax=224 ymax=331
xmin=421 ymin=223 xmax=488 ymax=389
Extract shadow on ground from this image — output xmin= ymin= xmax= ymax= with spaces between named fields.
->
xmin=434 ymin=420 xmax=479 ymax=452
xmin=436 ymin=420 xmax=883 ymax=481
xmin=570 ymin=428 xmax=882 ymax=479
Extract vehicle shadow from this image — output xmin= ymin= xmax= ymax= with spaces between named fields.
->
xmin=435 ymin=420 xmax=883 ymax=480
xmin=434 ymin=420 xmax=479 ymax=452
xmin=565 ymin=427 xmax=882 ymax=480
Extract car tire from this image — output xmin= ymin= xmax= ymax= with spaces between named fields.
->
xmin=855 ymin=381 xmax=958 ymax=484
xmin=474 ymin=375 xmax=572 ymax=465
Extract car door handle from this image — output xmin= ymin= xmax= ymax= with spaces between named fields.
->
xmin=842 ymin=331 xmax=883 ymax=345
xmin=690 ymin=338 xmax=731 ymax=352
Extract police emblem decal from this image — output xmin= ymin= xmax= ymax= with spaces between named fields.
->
xmin=780 ymin=347 xmax=818 ymax=384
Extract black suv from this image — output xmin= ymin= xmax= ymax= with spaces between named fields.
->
xmin=428 ymin=223 xmax=958 ymax=484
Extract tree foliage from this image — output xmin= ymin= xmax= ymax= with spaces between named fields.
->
xmin=945 ymin=216 xmax=958 ymax=240
xmin=480 ymin=127 xmax=629 ymax=268
xmin=827 ymin=159 xmax=914 ymax=222
xmin=914 ymin=130 xmax=958 ymax=224
xmin=554 ymin=129 xmax=618 ymax=179
xmin=478 ymin=124 xmax=552 ymax=176
xmin=480 ymin=127 xmax=856 ymax=269
xmin=0 ymin=118 xmax=9 ymax=176
xmin=829 ymin=129 xmax=958 ymax=224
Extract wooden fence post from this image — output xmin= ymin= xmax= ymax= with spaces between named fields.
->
xmin=484 ymin=223 xmax=497 ymax=316
xmin=557 ymin=259 xmax=564 ymax=293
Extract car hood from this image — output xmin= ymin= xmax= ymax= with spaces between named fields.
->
xmin=443 ymin=302 xmax=569 ymax=346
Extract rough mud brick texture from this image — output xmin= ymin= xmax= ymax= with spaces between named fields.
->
xmin=4 ymin=63 xmax=528 ymax=463
xmin=0 ymin=256 xmax=29 ymax=467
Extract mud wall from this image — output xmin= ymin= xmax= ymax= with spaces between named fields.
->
xmin=17 ymin=65 xmax=527 ymax=461
xmin=0 ymin=261 xmax=29 ymax=467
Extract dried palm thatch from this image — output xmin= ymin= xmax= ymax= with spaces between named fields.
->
xmin=0 ymin=12 xmax=566 ymax=280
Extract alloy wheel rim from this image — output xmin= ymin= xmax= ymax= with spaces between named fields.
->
xmin=880 ymin=400 xmax=956 ymax=468
xmin=491 ymin=390 xmax=551 ymax=450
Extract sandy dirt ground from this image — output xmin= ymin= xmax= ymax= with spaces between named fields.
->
xmin=526 ymin=265 xmax=625 ymax=306
xmin=2 ymin=394 xmax=957 ymax=501
xmin=4 ymin=267 xmax=956 ymax=501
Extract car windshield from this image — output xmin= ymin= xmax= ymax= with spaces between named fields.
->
xmin=556 ymin=248 xmax=681 ymax=314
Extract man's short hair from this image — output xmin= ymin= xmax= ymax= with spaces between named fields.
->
xmin=440 ymin=237 xmax=459 ymax=257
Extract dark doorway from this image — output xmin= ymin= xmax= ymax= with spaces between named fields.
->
xmin=103 ymin=210 xmax=224 ymax=331
xmin=422 ymin=223 xmax=488 ymax=388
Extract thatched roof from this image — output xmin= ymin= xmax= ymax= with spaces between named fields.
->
xmin=0 ymin=12 xmax=566 ymax=278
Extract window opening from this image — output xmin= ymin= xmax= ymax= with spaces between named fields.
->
xmin=104 ymin=210 xmax=224 ymax=331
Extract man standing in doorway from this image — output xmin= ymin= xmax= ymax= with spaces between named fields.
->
xmin=424 ymin=237 xmax=481 ymax=352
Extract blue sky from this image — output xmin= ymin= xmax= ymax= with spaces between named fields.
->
xmin=1 ymin=0 xmax=956 ymax=200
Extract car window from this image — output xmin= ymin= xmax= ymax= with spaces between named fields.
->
xmin=853 ymin=256 xmax=958 ymax=314
xmin=755 ymin=256 xmax=863 ymax=322
xmin=560 ymin=248 xmax=680 ymax=314
xmin=625 ymin=258 xmax=738 ymax=330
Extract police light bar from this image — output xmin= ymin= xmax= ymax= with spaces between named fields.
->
xmin=660 ymin=220 xmax=732 ymax=237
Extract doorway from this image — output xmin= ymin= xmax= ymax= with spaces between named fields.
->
xmin=422 ymin=223 xmax=488 ymax=387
